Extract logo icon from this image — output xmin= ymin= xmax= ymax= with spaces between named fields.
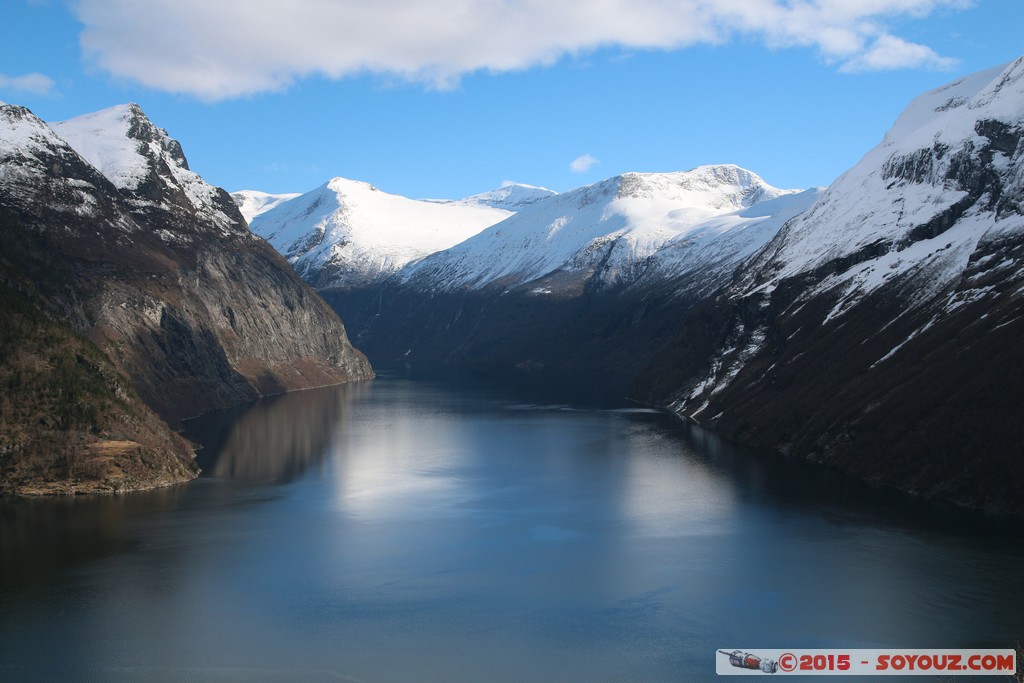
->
xmin=718 ymin=649 xmax=779 ymax=674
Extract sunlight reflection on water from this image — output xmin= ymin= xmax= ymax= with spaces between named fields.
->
xmin=1 ymin=374 xmax=1021 ymax=682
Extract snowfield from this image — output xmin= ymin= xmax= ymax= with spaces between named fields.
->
xmin=401 ymin=165 xmax=806 ymax=292
xmin=742 ymin=57 xmax=1024 ymax=304
xmin=246 ymin=177 xmax=523 ymax=288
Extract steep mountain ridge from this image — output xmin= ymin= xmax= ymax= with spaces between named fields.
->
xmin=637 ymin=58 xmax=1024 ymax=514
xmin=52 ymin=104 xmax=243 ymax=236
xmin=0 ymin=102 xmax=372 ymax=494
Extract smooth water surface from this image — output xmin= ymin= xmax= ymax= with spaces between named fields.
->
xmin=1 ymin=373 xmax=1022 ymax=682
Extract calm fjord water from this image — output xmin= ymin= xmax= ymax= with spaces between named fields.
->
xmin=1 ymin=372 xmax=1021 ymax=682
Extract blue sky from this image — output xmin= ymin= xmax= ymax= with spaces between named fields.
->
xmin=2 ymin=0 xmax=1022 ymax=200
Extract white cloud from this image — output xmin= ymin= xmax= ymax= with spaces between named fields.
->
xmin=0 ymin=72 xmax=56 ymax=95
xmin=570 ymin=154 xmax=599 ymax=173
xmin=74 ymin=0 xmax=969 ymax=101
xmin=839 ymin=34 xmax=958 ymax=73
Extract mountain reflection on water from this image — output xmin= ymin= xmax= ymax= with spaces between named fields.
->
xmin=0 ymin=372 xmax=1021 ymax=683
xmin=187 ymin=382 xmax=363 ymax=483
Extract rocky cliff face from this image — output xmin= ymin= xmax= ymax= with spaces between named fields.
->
xmin=0 ymin=254 xmax=198 ymax=495
xmin=0 ymin=102 xmax=372 ymax=493
xmin=636 ymin=59 xmax=1024 ymax=515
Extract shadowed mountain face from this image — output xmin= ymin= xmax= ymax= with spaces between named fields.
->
xmin=0 ymin=102 xmax=372 ymax=494
xmin=633 ymin=58 xmax=1024 ymax=515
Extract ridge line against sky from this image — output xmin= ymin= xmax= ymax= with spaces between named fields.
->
xmin=3 ymin=0 xmax=1022 ymax=200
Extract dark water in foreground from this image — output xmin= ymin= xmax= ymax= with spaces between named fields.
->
xmin=1 ymin=373 xmax=1022 ymax=682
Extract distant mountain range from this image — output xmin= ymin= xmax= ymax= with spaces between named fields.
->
xmin=239 ymin=57 xmax=1024 ymax=515
xmin=236 ymin=165 xmax=813 ymax=297
xmin=237 ymin=179 xmax=555 ymax=289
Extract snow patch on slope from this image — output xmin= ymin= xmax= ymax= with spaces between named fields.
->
xmin=231 ymin=190 xmax=301 ymax=224
xmin=649 ymin=188 xmax=822 ymax=294
xmin=441 ymin=182 xmax=558 ymax=211
xmin=50 ymin=104 xmax=154 ymax=191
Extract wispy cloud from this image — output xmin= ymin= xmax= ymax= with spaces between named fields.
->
xmin=74 ymin=0 xmax=970 ymax=101
xmin=570 ymin=154 xmax=599 ymax=174
xmin=0 ymin=72 xmax=56 ymax=95
xmin=839 ymin=35 xmax=958 ymax=73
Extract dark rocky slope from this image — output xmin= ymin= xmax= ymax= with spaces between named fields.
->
xmin=325 ymin=270 xmax=721 ymax=398
xmin=0 ymin=103 xmax=372 ymax=494
xmin=0 ymin=260 xmax=196 ymax=495
xmin=634 ymin=59 xmax=1024 ymax=515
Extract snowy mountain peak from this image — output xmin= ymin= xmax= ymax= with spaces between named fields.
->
xmin=248 ymin=176 xmax=514 ymax=289
xmin=0 ymin=103 xmax=69 ymax=159
xmin=50 ymin=103 xmax=188 ymax=191
xmin=326 ymin=176 xmax=382 ymax=194
xmin=455 ymin=182 xmax=558 ymax=211
xmin=0 ymin=102 xmax=130 ymax=227
xmin=611 ymin=166 xmax=783 ymax=206
xmin=878 ymin=57 xmax=1024 ymax=156
xmin=738 ymin=57 xmax=1024 ymax=317
xmin=401 ymin=165 xmax=803 ymax=293
xmin=50 ymin=103 xmax=243 ymax=233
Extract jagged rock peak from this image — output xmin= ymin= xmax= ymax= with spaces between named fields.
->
xmin=879 ymin=56 xmax=1024 ymax=154
xmin=49 ymin=103 xmax=191 ymax=191
xmin=50 ymin=103 xmax=247 ymax=234
xmin=612 ymin=165 xmax=785 ymax=204
xmin=0 ymin=102 xmax=70 ymax=157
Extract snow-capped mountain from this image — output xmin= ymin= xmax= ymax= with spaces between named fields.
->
xmin=674 ymin=57 xmax=1024 ymax=412
xmin=247 ymin=177 xmax=515 ymax=289
xmin=51 ymin=104 xmax=245 ymax=236
xmin=640 ymin=57 xmax=1024 ymax=514
xmin=402 ymin=165 xmax=803 ymax=293
xmin=429 ymin=182 xmax=557 ymax=211
xmin=0 ymin=101 xmax=371 ymax=493
xmin=231 ymin=189 xmax=302 ymax=224
xmin=736 ymin=58 xmax=1024 ymax=308
xmin=0 ymin=102 xmax=126 ymax=226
